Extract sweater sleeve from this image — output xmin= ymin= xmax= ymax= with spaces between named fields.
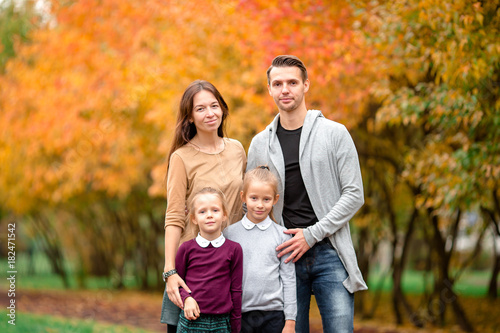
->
xmin=175 ymin=243 xmax=191 ymax=303
xmin=229 ymin=243 xmax=243 ymax=333
xmin=303 ymin=126 xmax=364 ymax=246
xmin=164 ymin=153 xmax=188 ymax=230
xmin=280 ymin=233 xmax=297 ymax=320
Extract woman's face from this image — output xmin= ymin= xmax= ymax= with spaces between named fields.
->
xmin=190 ymin=90 xmax=223 ymax=135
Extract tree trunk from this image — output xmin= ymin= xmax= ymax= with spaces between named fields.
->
xmin=483 ymin=206 xmax=500 ymax=299
xmin=489 ymin=251 xmax=500 ymax=299
xmin=429 ymin=211 xmax=474 ymax=332
xmin=355 ymin=227 xmax=371 ymax=317
xmin=32 ymin=214 xmax=70 ymax=288
xmin=393 ymin=207 xmax=423 ymax=327
xmin=488 ymin=214 xmax=499 ymax=299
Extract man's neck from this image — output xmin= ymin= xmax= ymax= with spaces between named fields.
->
xmin=278 ymin=107 xmax=307 ymax=130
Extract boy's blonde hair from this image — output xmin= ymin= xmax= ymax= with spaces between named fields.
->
xmin=242 ymin=166 xmax=279 ymax=223
xmin=187 ymin=187 xmax=229 ymax=234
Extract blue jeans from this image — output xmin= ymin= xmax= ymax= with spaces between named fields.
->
xmin=295 ymin=240 xmax=354 ymax=333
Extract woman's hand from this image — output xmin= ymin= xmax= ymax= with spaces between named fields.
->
xmin=166 ymin=273 xmax=191 ymax=308
xmin=183 ymin=297 xmax=200 ymax=321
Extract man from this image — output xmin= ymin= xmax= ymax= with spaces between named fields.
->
xmin=247 ymin=55 xmax=367 ymax=333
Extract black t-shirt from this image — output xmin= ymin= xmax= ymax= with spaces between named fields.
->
xmin=276 ymin=121 xmax=318 ymax=229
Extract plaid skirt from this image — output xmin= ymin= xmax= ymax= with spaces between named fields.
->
xmin=177 ymin=311 xmax=231 ymax=333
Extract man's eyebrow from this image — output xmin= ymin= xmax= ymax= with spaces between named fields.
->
xmin=272 ymin=78 xmax=297 ymax=83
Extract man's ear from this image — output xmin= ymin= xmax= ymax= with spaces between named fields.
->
xmin=304 ymin=79 xmax=310 ymax=93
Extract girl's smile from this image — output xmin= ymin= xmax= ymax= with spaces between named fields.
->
xmin=241 ymin=180 xmax=279 ymax=224
xmin=191 ymin=193 xmax=226 ymax=241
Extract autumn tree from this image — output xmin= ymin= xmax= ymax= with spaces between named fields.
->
xmin=0 ymin=0 xmax=286 ymax=288
xmin=1 ymin=2 xmax=497 ymax=332
xmin=0 ymin=0 xmax=37 ymax=73
xmin=359 ymin=0 xmax=500 ymax=330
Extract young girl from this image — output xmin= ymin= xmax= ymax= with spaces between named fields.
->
xmin=175 ymin=187 xmax=243 ymax=333
xmin=224 ymin=166 xmax=296 ymax=333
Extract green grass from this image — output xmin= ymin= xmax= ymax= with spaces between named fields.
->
xmin=0 ymin=254 xmax=145 ymax=290
xmin=0 ymin=311 xmax=155 ymax=333
xmin=367 ymin=269 xmax=494 ymax=296
xmin=2 ymin=254 xmax=495 ymax=297
xmin=14 ymin=272 xmax=140 ymax=291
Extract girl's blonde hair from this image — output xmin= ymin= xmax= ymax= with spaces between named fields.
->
xmin=187 ymin=187 xmax=229 ymax=234
xmin=242 ymin=166 xmax=279 ymax=223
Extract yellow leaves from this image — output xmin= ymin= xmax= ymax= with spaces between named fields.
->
xmin=461 ymin=14 xmax=475 ymax=27
xmin=148 ymin=163 xmax=167 ymax=198
xmin=0 ymin=0 xmax=255 ymax=210
xmin=0 ymin=0 xmax=495 ymax=215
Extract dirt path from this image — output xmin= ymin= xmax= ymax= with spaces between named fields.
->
xmin=6 ymin=289 xmax=401 ymax=332
xmin=10 ymin=289 xmax=165 ymax=332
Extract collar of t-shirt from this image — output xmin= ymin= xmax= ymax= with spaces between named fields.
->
xmin=195 ymin=233 xmax=226 ymax=248
xmin=242 ymin=214 xmax=273 ymax=230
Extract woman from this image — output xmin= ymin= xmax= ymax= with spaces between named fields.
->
xmin=160 ymin=80 xmax=246 ymax=332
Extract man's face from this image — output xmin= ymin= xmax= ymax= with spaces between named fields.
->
xmin=268 ymin=66 xmax=309 ymax=113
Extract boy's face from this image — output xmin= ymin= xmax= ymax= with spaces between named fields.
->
xmin=268 ymin=66 xmax=309 ymax=113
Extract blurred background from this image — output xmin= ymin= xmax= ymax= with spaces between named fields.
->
xmin=0 ymin=0 xmax=499 ymax=332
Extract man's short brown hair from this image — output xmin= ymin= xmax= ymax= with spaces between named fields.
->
xmin=266 ymin=55 xmax=308 ymax=84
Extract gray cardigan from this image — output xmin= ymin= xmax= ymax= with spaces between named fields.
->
xmin=247 ymin=110 xmax=368 ymax=293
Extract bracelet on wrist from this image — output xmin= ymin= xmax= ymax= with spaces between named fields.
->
xmin=162 ymin=269 xmax=177 ymax=282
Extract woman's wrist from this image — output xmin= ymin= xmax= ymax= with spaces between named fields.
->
xmin=162 ymin=269 xmax=178 ymax=282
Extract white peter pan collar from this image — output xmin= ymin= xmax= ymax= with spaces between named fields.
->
xmin=242 ymin=214 xmax=273 ymax=231
xmin=195 ymin=233 xmax=226 ymax=248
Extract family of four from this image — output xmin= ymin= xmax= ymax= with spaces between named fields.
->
xmin=160 ymin=55 xmax=367 ymax=333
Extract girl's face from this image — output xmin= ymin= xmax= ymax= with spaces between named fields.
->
xmin=241 ymin=180 xmax=279 ymax=224
xmin=190 ymin=90 xmax=223 ymax=135
xmin=191 ymin=193 xmax=226 ymax=240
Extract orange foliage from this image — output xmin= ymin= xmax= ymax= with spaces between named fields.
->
xmin=0 ymin=0 xmax=378 ymax=213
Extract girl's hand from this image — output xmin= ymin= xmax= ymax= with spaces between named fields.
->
xmin=282 ymin=320 xmax=295 ymax=333
xmin=183 ymin=297 xmax=200 ymax=321
xmin=166 ymin=273 xmax=191 ymax=308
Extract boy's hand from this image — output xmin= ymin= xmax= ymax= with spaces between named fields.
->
xmin=183 ymin=297 xmax=200 ymax=321
xmin=282 ymin=320 xmax=295 ymax=333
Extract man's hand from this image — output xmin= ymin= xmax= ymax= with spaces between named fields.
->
xmin=282 ymin=320 xmax=296 ymax=333
xmin=276 ymin=229 xmax=311 ymax=263
xmin=167 ymin=273 xmax=191 ymax=308
xmin=183 ymin=297 xmax=200 ymax=321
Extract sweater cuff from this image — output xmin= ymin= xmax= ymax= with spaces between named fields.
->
xmin=302 ymin=228 xmax=316 ymax=248
xmin=180 ymin=288 xmax=191 ymax=304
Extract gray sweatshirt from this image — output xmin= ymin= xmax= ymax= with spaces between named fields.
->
xmin=247 ymin=110 xmax=368 ymax=293
xmin=224 ymin=215 xmax=297 ymax=320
